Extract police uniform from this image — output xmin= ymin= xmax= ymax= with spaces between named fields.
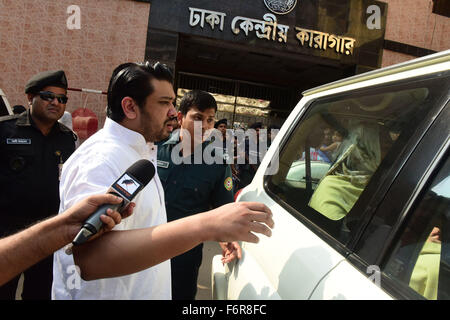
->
xmin=238 ymin=123 xmax=264 ymax=189
xmin=157 ymin=131 xmax=234 ymax=300
xmin=214 ymin=118 xmax=229 ymax=161
xmin=0 ymin=71 xmax=76 ymax=300
xmin=237 ymin=137 xmax=262 ymax=189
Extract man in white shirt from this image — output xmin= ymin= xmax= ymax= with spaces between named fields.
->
xmin=52 ymin=62 xmax=274 ymax=300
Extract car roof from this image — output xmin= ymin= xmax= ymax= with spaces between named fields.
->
xmin=302 ymin=49 xmax=450 ymax=97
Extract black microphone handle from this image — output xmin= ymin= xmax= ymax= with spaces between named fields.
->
xmin=83 ymin=202 xmax=123 ymax=234
xmin=72 ymin=192 xmax=125 ymax=246
xmin=70 ymin=159 xmax=155 ymax=247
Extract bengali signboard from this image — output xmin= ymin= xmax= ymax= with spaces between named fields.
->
xmin=188 ymin=7 xmax=356 ymax=55
xmin=148 ymin=0 xmax=387 ymax=67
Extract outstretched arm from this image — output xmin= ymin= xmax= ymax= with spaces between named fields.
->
xmin=0 ymin=194 xmax=133 ymax=286
xmin=74 ymin=202 xmax=274 ymax=280
xmin=320 ymin=142 xmax=339 ymax=152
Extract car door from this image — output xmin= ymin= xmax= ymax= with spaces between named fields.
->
xmin=227 ymin=69 xmax=450 ymax=300
xmin=311 ymin=83 xmax=449 ymax=299
xmin=335 ymin=102 xmax=448 ymax=300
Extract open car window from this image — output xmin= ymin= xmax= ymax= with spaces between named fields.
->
xmin=266 ymin=73 xmax=450 ymax=245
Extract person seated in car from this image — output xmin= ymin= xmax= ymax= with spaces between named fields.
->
xmin=309 ymin=122 xmax=381 ymax=220
xmin=320 ymin=129 xmax=344 ymax=161
xmin=299 ymin=126 xmax=333 ymax=163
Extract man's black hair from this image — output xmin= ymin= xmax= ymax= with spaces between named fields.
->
xmin=179 ymin=90 xmax=217 ymax=116
xmin=106 ymin=61 xmax=173 ymax=122
xmin=214 ymin=118 xmax=227 ymax=129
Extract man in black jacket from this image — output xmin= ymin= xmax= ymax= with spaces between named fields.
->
xmin=0 ymin=70 xmax=76 ymax=299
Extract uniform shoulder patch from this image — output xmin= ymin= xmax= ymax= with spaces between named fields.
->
xmin=224 ymin=177 xmax=233 ymax=191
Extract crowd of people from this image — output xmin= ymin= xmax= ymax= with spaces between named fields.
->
xmin=0 ymin=62 xmax=275 ymax=300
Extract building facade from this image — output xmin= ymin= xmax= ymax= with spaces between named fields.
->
xmin=0 ymin=0 xmax=150 ymax=129
xmin=0 ymin=0 xmax=448 ymax=134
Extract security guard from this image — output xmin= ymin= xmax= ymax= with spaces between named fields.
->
xmin=238 ymin=121 xmax=263 ymax=189
xmin=214 ymin=118 xmax=228 ymax=151
xmin=157 ymin=90 xmax=234 ymax=300
xmin=0 ymin=70 xmax=76 ymax=299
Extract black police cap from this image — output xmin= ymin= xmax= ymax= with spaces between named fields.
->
xmin=214 ymin=118 xmax=227 ymax=128
xmin=25 ymin=70 xmax=68 ymax=94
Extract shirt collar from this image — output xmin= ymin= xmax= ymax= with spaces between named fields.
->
xmin=162 ymin=129 xmax=181 ymax=145
xmin=162 ymin=129 xmax=216 ymax=161
xmin=162 ymin=129 xmax=211 ymax=148
xmin=16 ymin=109 xmax=70 ymax=134
xmin=103 ymin=117 xmax=154 ymax=155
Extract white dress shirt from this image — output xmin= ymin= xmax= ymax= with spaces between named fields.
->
xmin=52 ymin=118 xmax=171 ymax=300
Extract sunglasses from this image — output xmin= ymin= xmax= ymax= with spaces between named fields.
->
xmin=38 ymin=91 xmax=68 ymax=104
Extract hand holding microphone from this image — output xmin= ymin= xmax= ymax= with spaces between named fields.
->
xmin=71 ymin=159 xmax=155 ymax=246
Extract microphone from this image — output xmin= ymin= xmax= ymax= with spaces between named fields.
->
xmin=71 ymin=159 xmax=155 ymax=246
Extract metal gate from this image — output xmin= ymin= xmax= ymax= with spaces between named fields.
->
xmin=176 ymin=72 xmax=299 ymax=129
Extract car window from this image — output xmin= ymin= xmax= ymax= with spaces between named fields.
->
xmin=383 ymin=153 xmax=450 ymax=300
xmin=266 ymin=74 xmax=449 ymax=245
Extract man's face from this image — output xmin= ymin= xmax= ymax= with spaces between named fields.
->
xmin=323 ymin=128 xmax=332 ymax=145
xmin=139 ymin=79 xmax=176 ymax=142
xmin=29 ymin=86 xmax=67 ymax=124
xmin=179 ymin=107 xmax=216 ymax=148
xmin=217 ymin=123 xmax=227 ymax=137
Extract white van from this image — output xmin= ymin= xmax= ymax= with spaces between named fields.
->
xmin=212 ymin=50 xmax=450 ymax=300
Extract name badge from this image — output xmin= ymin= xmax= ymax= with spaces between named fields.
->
xmin=7 ymin=138 xmax=31 ymax=145
xmin=157 ymin=160 xmax=169 ymax=168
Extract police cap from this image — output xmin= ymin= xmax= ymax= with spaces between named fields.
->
xmin=214 ymin=118 xmax=227 ymax=128
xmin=25 ymin=70 xmax=68 ymax=94
xmin=249 ymin=122 xmax=262 ymax=129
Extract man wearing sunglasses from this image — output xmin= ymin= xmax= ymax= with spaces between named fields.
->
xmin=0 ymin=70 xmax=76 ymax=300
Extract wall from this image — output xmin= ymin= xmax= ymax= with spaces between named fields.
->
xmin=381 ymin=0 xmax=449 ymax=66
xmin=0 ymin=0 xmax=150 ymax=129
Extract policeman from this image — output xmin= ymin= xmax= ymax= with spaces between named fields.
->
xmin=238 ymin=121 xmax=263 ymax=189
xmin=0 ymin=70 xmax=76 ymax=299
xmin=157 ymin=90 xmax=236 ymax=300
xmin=214 ymin=118 xmax=228 ymax=146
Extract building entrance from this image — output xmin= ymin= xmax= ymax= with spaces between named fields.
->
xmin=146 ymin=0 xmax=388 ymax=127
xmin=173 ymin=35 xmax=354 ymax=128
xmin=175 ymin=71 xmax=298 ymax=128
